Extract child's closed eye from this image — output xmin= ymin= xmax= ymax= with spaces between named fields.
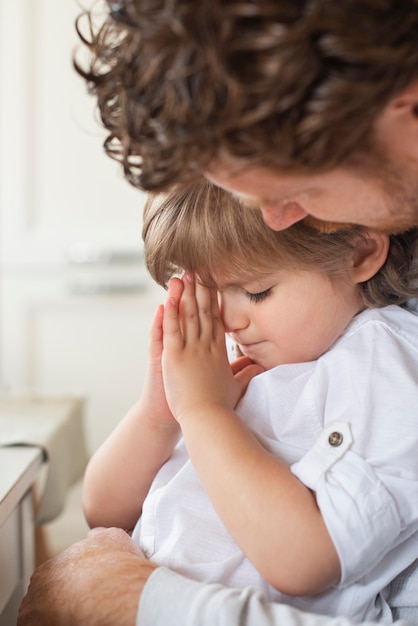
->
xmin=245 ymin=288 xmax=272 ymax=303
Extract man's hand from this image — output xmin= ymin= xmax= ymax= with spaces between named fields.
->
xmin=18 ymin=527 xmax=158 ymax=626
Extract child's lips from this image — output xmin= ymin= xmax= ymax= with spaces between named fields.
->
xmin=237 ymin=340 xmax=265 ymax=350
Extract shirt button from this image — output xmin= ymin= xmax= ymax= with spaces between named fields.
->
xmin=328 ymin=431 xmax=343 ymax=447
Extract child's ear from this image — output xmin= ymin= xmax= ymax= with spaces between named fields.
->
xmin=351 ymin=231 xmax=390 ymax=284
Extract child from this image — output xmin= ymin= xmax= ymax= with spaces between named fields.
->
xmin=82 ymin=181 xmax=418 ymax=623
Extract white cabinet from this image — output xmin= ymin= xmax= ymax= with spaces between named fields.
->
xmin=0 ymin=447 xmax=43 ymax=626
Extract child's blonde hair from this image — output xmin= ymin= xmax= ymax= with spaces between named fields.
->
xmin=143 ymin=180 xmax=418 ymax=308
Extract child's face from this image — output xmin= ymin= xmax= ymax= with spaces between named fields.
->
xmin=216 ymin=267 xmax=362 ymax=370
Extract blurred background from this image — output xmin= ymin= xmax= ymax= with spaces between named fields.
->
xmin=0 ymin=0 xmax=165 ymax=555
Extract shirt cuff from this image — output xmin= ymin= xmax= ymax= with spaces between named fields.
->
xmin=291 ymin=422 xmax=401 ymax=585
xmin=291 ymin=421 xmax=353 ymax=489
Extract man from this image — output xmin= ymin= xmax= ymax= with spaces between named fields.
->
xmin=18 ymin=1 xmax=418 ymax=624
xmin=74 ymin=0 xmax=418 ymax=234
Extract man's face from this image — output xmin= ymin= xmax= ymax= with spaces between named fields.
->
xmin=206 ymin=148 xmax=418 ymax=233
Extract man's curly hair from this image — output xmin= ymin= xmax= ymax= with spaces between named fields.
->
xmin=75 ymin=0 xmax=418 ymax=192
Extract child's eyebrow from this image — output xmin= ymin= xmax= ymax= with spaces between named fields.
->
xmin=198 ymin=274 xmax=241 ymax=291
xmin=215 ymin=280 xmax=240 ymax=290
xmin=216 ymin=275 xmax=273 ymax=291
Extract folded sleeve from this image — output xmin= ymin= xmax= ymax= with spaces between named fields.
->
xmin=291 ymin=421 xmax=401 ymax=586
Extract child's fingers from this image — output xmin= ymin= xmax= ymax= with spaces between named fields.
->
xmin=234 ymin=361 xmax=264 ymax=400
xmin=162 ymin=278 xmax=185 ymax=350
xmin=168 ymin=276 xmax=184 ymax=301
xmin=230 ymin=355 xmax=255 ymax=375
xmin=194 ymin=279 xmax=214 ymax=341
xmin=180 ymin=273 xmax=200 ymax=342
xmin=209 ymin=286 xmax=225 ymax=341
xmin=149 ymin=304 xmax=164 ymax=361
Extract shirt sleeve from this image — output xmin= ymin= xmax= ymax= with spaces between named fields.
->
xmin=291 ymin=421 xmax=401 ymax=586
xmin=137 ymin=567 xmax=408 ymax=626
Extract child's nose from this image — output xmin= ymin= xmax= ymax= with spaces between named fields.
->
xmin=219 ymin=296 xmax=249 ymax=333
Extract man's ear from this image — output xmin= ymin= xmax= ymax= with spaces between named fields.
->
xmin=374 ymin=80 xmax=418 ymax=158
xmin=352 ymin=231 xmax=390 ymax=284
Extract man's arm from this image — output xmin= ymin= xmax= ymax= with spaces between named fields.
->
xmin=18 ymin=528 xmax=157 ymax=626
xmin=17 ymin=527 xmax=408 ymax=626
xmin=139 ymin=567 xmax=409 ymax=626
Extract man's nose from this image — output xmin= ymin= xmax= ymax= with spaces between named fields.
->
xmin=260 ymin=201 xmax=308 ymax=231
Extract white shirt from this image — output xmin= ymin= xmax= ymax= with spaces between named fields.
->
xmin=133 ymin=305 xmax=418 ymax=623
xmin=137 ymin=567 xmax=410 ymax=626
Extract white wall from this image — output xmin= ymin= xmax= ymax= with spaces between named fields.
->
xmin=0 ymin=0 xmax=165 ymax=454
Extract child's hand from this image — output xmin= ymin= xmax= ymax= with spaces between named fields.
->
xmin=140 ymin=304 xmax=179 ymax=428
xmin=161 ymin=274 xmax=263 ymax=424
xmin=230 ymin=353 xmax=265 ymax=391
